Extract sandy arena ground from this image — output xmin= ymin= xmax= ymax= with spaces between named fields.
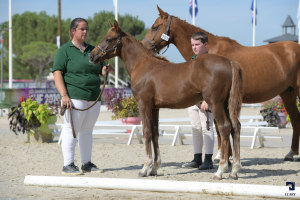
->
xmin=0 ymin=106 xmax=299 ymax=200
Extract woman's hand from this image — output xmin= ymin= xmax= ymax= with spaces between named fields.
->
xmin=102 ymin=64 xmax=114 ymax=76
xmin=53 ymin=70 xmax=72 ymax=109
xmin=61 ymin=95 xmax=72 ymax=109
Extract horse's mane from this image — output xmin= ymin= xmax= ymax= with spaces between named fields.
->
xmin=172 ymin=15 xmax=241 ymax=46
xmin=123 ymin=32 xmax=171 ymax=63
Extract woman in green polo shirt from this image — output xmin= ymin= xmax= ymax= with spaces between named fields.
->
xmin=52 ymin=17 xmax=112 ymax=175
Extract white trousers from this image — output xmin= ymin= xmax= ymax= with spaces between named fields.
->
xmin=61 ymin=99 xmax=101 ymax=166
xmin=187 ymin=105 xmax=214 ymax=154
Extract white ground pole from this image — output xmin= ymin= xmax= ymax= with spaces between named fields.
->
xmin=24 ymin=176 xmax=299 ymax=199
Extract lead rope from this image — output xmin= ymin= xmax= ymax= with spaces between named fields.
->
xmin=196 ymin=103 xmax=211 ymax=131
xmin=205 ymin=111 xmax=210 ymax=131
xmin=60 ymin=69 xmax=109 ymax=138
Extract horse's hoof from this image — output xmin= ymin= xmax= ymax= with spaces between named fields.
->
xmin=138 ymin=172 xmax=147 ymax=177
xmin=229 ymin=173 xmax=238 ymax=180
xmin=149 ymin=169 xmax=157 ymax=176
xmin=284 ymin=157 xmax=294 ymax=162
xmin=213 ymin=175 xmax=222 ymax=180
xmin=228 ymin=160 xmax=232 ymax=167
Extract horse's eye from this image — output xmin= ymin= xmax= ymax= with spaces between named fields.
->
xmin=106 ymin=38 xmax=112 ymax=43
xmin=152 ymin=26 xmax=159 ymax=31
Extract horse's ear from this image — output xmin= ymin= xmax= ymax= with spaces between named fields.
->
xmin=109 ymin=21 xmax=113 ymax=28
xmin=157 ymin=5 xmax=168 ymax=19
xmin=114 ymin=20 xmax=121 ymax=33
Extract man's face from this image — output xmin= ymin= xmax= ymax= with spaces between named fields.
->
xmin=191 ymin=38 xmax=207 ymax=55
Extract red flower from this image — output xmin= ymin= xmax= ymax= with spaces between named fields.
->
xmin=19 ymin=96 xmax=26 ymax=103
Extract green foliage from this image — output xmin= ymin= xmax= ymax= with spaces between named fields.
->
xmin=87 ymin=11 xmax=145 ymax=45
xmin=103 ymin=88 xmax=139 ymax=120
xmin=1 ymin=11 xmax=69 ymax=80
xmin=119 ymin=14 xmax=145 ymax=36
xmin=8 ymin=97 xmax=57 ymax=135
xmin=87 ymin=11 xmax=115 ymax=45
xmin=10 ymin=11 xmax=62 ymax=56
xmin=21 ymin=98 xmax=53 ymax=125
xmin=19 ymin=41 xmax=57 ymax=80
xmin=136 ymin=28 xmax=149 ymax=41
xmin=112 ymin=96 xmax=139 ymax=120
xmin=0 ymin=10 xmax=146 ymax=81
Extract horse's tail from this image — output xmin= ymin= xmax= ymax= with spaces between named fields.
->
xmin=228 ymin=60 xmax=243 ymax=131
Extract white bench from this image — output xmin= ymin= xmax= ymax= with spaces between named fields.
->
xmin=158 ymin=115 xmax=263 ymax=124
xmin=159 ymin=121 xmax=281 ymax=148
xmin=53 ymin=123 xmax=144 ymax=145
xmin=52 ymin=117 xmax=282 ymax=149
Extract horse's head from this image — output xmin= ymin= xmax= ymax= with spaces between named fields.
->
xmin=89 ymin=20 xmax=123 ymax=64
xmin=141 ymin=5 xmax=173 ymax=54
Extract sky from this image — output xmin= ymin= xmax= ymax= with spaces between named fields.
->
xmin=0 ymin=0 xmax=298 ymax=63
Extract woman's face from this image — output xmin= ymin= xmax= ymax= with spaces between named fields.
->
xmin=72 ymin=21 xmax=88 ymax=42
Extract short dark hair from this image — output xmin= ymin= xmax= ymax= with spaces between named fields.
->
xmin=191 ymin=32 xmax=208 ymax=43
xmin=69 ymin=18 xmax=88 ymax=39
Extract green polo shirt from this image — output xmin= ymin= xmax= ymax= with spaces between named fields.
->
xmin=191 ymin=54 xmax=197 ymax=61
xmin=52 ymin=40 xmax=105 ymax=101
xmin=191 ymin=52 xmax=208 ymax=61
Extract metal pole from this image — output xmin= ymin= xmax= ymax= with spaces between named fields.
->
xmin=297 ymin=0 xmax=300 ymax=44
xmin=1 ymin=31 xmax=4 ymax=90
xmin=0 ymin=31 xmax=3 ymax=117
xmin=114 ymin=0 xmax=119 ymax=88
xmin=0 ymin=29 xmax=7 ymax=117
xmin=252 ymin=0 xmax=256 ymax=47
xmin=192 ymin=0 xmax=195 ymax=25
xmin=57 ymin=0 xmax=61 ymax=48
xmin=8 ymin=0 xmax=13 ymax=88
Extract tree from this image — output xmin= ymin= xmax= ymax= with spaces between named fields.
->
xmin=119 ymin=14 xmax=145 ymax=36
xmin=87 ymin=11 xmax=145 ymax=45
xmin=12 ymin=12 xmax=56 ymax=56
xmin=0 ymin=11 xmax=147 ymax=82
xmin=136 ymin=28 xmax=148 ymax=41
xmin=87 ymin=11 xmax=146 ymax=82
xmin=19 ymin=41 xmax=57 ymax=81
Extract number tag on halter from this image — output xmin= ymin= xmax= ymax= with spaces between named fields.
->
xmin=161 ymin=33 xmax=169 ymax=41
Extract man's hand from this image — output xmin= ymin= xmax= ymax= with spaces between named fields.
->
xmin=200 ymin=101 xmax=209 ymax=111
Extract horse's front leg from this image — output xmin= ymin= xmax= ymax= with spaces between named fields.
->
xmin=150 ymin=108 xmax=161 ymax=176
xmin=280 ymin=90 xmax=300 ymax=161
xmin=138 ymin=102 xmax=154 ymax=177
xmin=138 ymin=123 xmax=153 ymax=177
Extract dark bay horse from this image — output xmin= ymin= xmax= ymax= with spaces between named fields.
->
xmin=89 ymin=20 xmax=243 ymax=180
xmin=142 ymin=6 xmax=300 ymax=161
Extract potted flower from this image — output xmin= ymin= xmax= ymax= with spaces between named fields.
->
xmin=103 ymin=88 xmax=126 ymax=112
xmin=260 ymin=96 xmax=287 ymax=128
xmin=113 ymin=96 xmax=140 ymax=121
xmin=8 ymin=96 xmax=58 ymax=142
xmin=103 ymin=88 xmax=141 ymax=130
